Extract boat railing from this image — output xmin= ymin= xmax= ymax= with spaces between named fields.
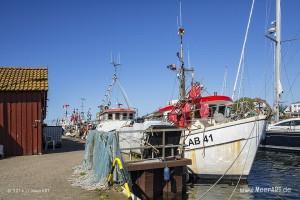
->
xmin=116 ymin=128 xmax=186 ymax=163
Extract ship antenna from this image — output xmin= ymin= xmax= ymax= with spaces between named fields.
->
xmin=178 ymin=0 xmax=186 ymax=100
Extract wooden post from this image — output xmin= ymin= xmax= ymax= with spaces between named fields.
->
xmin=162 ymin=131 xmax=165 ymax=161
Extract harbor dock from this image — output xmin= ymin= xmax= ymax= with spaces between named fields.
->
xmin=0 ymin=136 xmax=126 ymax=200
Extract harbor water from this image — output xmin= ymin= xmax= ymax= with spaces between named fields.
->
xmin=187 ymin=150 xmax=300 ymax=199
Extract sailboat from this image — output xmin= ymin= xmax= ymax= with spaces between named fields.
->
xmin=261 ymin=0 xmax=300 ymax=152
xmin=155 ymin=1 xmax=268 ymax=181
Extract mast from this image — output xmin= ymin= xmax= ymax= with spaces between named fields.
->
xmin=274 ymin=0 xmax=282 ymax=121
xmin=222 ymin=66 xmax=228 ymax=95
xmin=265 ymin=0 xmax=283 ymax=121
xmin=100 ymin=53 xmax=131 ymax=110
xmin=266 ymin=0 xmax=282 ymax=121
xmin=167 ymin=1 xmax=194 ymax=100
xmin=80 ymin=98 xmax=86 ymax=120
xmin=178 ymin=1 xmax=186 ymax=100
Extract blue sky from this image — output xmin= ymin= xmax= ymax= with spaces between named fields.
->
xmin=0 ymin=0 xmax=299 ymax=122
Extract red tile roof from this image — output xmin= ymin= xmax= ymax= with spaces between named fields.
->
xmin=0 ymin=67 xmax=48 ymax=91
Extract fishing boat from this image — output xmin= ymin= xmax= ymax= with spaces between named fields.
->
xmin=96 ymin=2 xmax=268 ymax=181
xmin=260 ymin=0 xmax=300 ymax=152
xmin=157 ymin=90 xmax=266 ymax=181
xmin=96 ymin=55 xmax=171 ymax=151
xmin=96 ymin=54 xmax=137 ymax=132
xmin=154 ymin=1 xmax=268 ymax=181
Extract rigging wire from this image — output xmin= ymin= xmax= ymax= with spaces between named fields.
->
xmin=116 ymin=79 xmax=131 ymax=108
xmin=232 ymin=0 xmax=256 ymax=100
xmin=169 ymin=76 xmax=178 ymax=101
xmin=237 ymin=53 xmax=245 ymax=100
xmin=227 ymin=122 xmax=255 ymax=200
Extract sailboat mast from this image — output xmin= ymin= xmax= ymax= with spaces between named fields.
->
xmin=274 ymin=0 xmax=282 ymax=121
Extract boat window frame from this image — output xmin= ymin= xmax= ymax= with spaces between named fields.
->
xmin=292 ymin=120 xmax=300 ymax=126
xmin=275 ymin=121 xmax=291 ymax=126
xmin=115 ymin=112 xmax=120 ymax=120
xmin=129 ymin=113 xmax=134 ymax=120
xmin=122 ymin=113 xmax=128 ymax=120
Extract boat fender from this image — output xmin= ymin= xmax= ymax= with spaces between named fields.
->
xmin=164 ymin=166 xmax=170 ymax=181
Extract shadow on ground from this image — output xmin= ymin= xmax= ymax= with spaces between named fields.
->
xmin=43 ymin=136 xmax=85 ymax=154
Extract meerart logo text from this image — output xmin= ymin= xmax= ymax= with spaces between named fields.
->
xmin=240 ymin=186 xmax=292 ymax=193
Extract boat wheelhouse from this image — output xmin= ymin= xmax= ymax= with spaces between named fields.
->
xmin=97 ymin=107 xmax=136 ymax=132
xmin=159 ymin=94 xmax=233 ymax=122
xmin=98 ymin=108 xmax=136 ymax=122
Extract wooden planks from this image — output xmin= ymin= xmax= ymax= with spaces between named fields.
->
xmin=0 ymin=92 xmax=46 ymax=156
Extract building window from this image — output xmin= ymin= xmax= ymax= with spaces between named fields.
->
xmin=108 ymin=113 xmax=113 ymax=120
xmin=115 ymin=113 xmax=120 ymax=120
xmin=122 ymin=113 xmax=128 ymax=120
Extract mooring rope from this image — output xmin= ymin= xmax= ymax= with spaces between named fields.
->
xmin=227 ymin=119 xmax=257 ymax=200
xmin=198 ymin=116 xmax=259 ymax=199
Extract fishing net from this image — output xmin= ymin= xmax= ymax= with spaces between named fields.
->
xmin=71 ymin=130 xmax=124 ymax=190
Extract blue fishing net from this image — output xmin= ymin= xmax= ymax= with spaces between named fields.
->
xmin=71 ymin=130 xmax=123 ymax=190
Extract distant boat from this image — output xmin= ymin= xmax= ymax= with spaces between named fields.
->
xmin=260 ymin=0 xmax=300 ymax=152
xmin=96 ymin=56 xmax=170 ymax=151
xmin=262 ymin=118 xmax=300 ymax=151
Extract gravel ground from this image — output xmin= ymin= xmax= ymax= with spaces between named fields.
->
xmin=0 ymin=136 xmax=125 ymax=200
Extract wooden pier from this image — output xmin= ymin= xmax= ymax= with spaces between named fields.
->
xmin=126 ymin=158 xmax=191 ymax=199
xmin=117 ymin=126 xmax=192 ymax=199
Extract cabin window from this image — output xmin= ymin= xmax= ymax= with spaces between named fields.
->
xmin=292 ymin=120 xmax=300 ymax=126
xmin=209 ymin=105 xmax=217 ymax=117
xmin=218 ymin=105 xmax=226 ymax=115
xmin=104 ymin=114 xmax=108 ymax=120
xmin=122 ymin=113 xmax=128 ymax=120
xmin=115 ymin=113 xmax=120 ymax=120
xmin=129 ymin=113 xmax=134 ymax=120
xmin=276 ymin=121 xmax=290 ymax=126
xmin=108 ymin=113 xmax=113 ymax=120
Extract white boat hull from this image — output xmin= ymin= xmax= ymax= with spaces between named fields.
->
xmin=184 ymin=115 xmax=266 ymax=180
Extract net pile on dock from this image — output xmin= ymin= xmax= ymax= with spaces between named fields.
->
xmin=71 ymin=130 xmax=122 ymax=190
